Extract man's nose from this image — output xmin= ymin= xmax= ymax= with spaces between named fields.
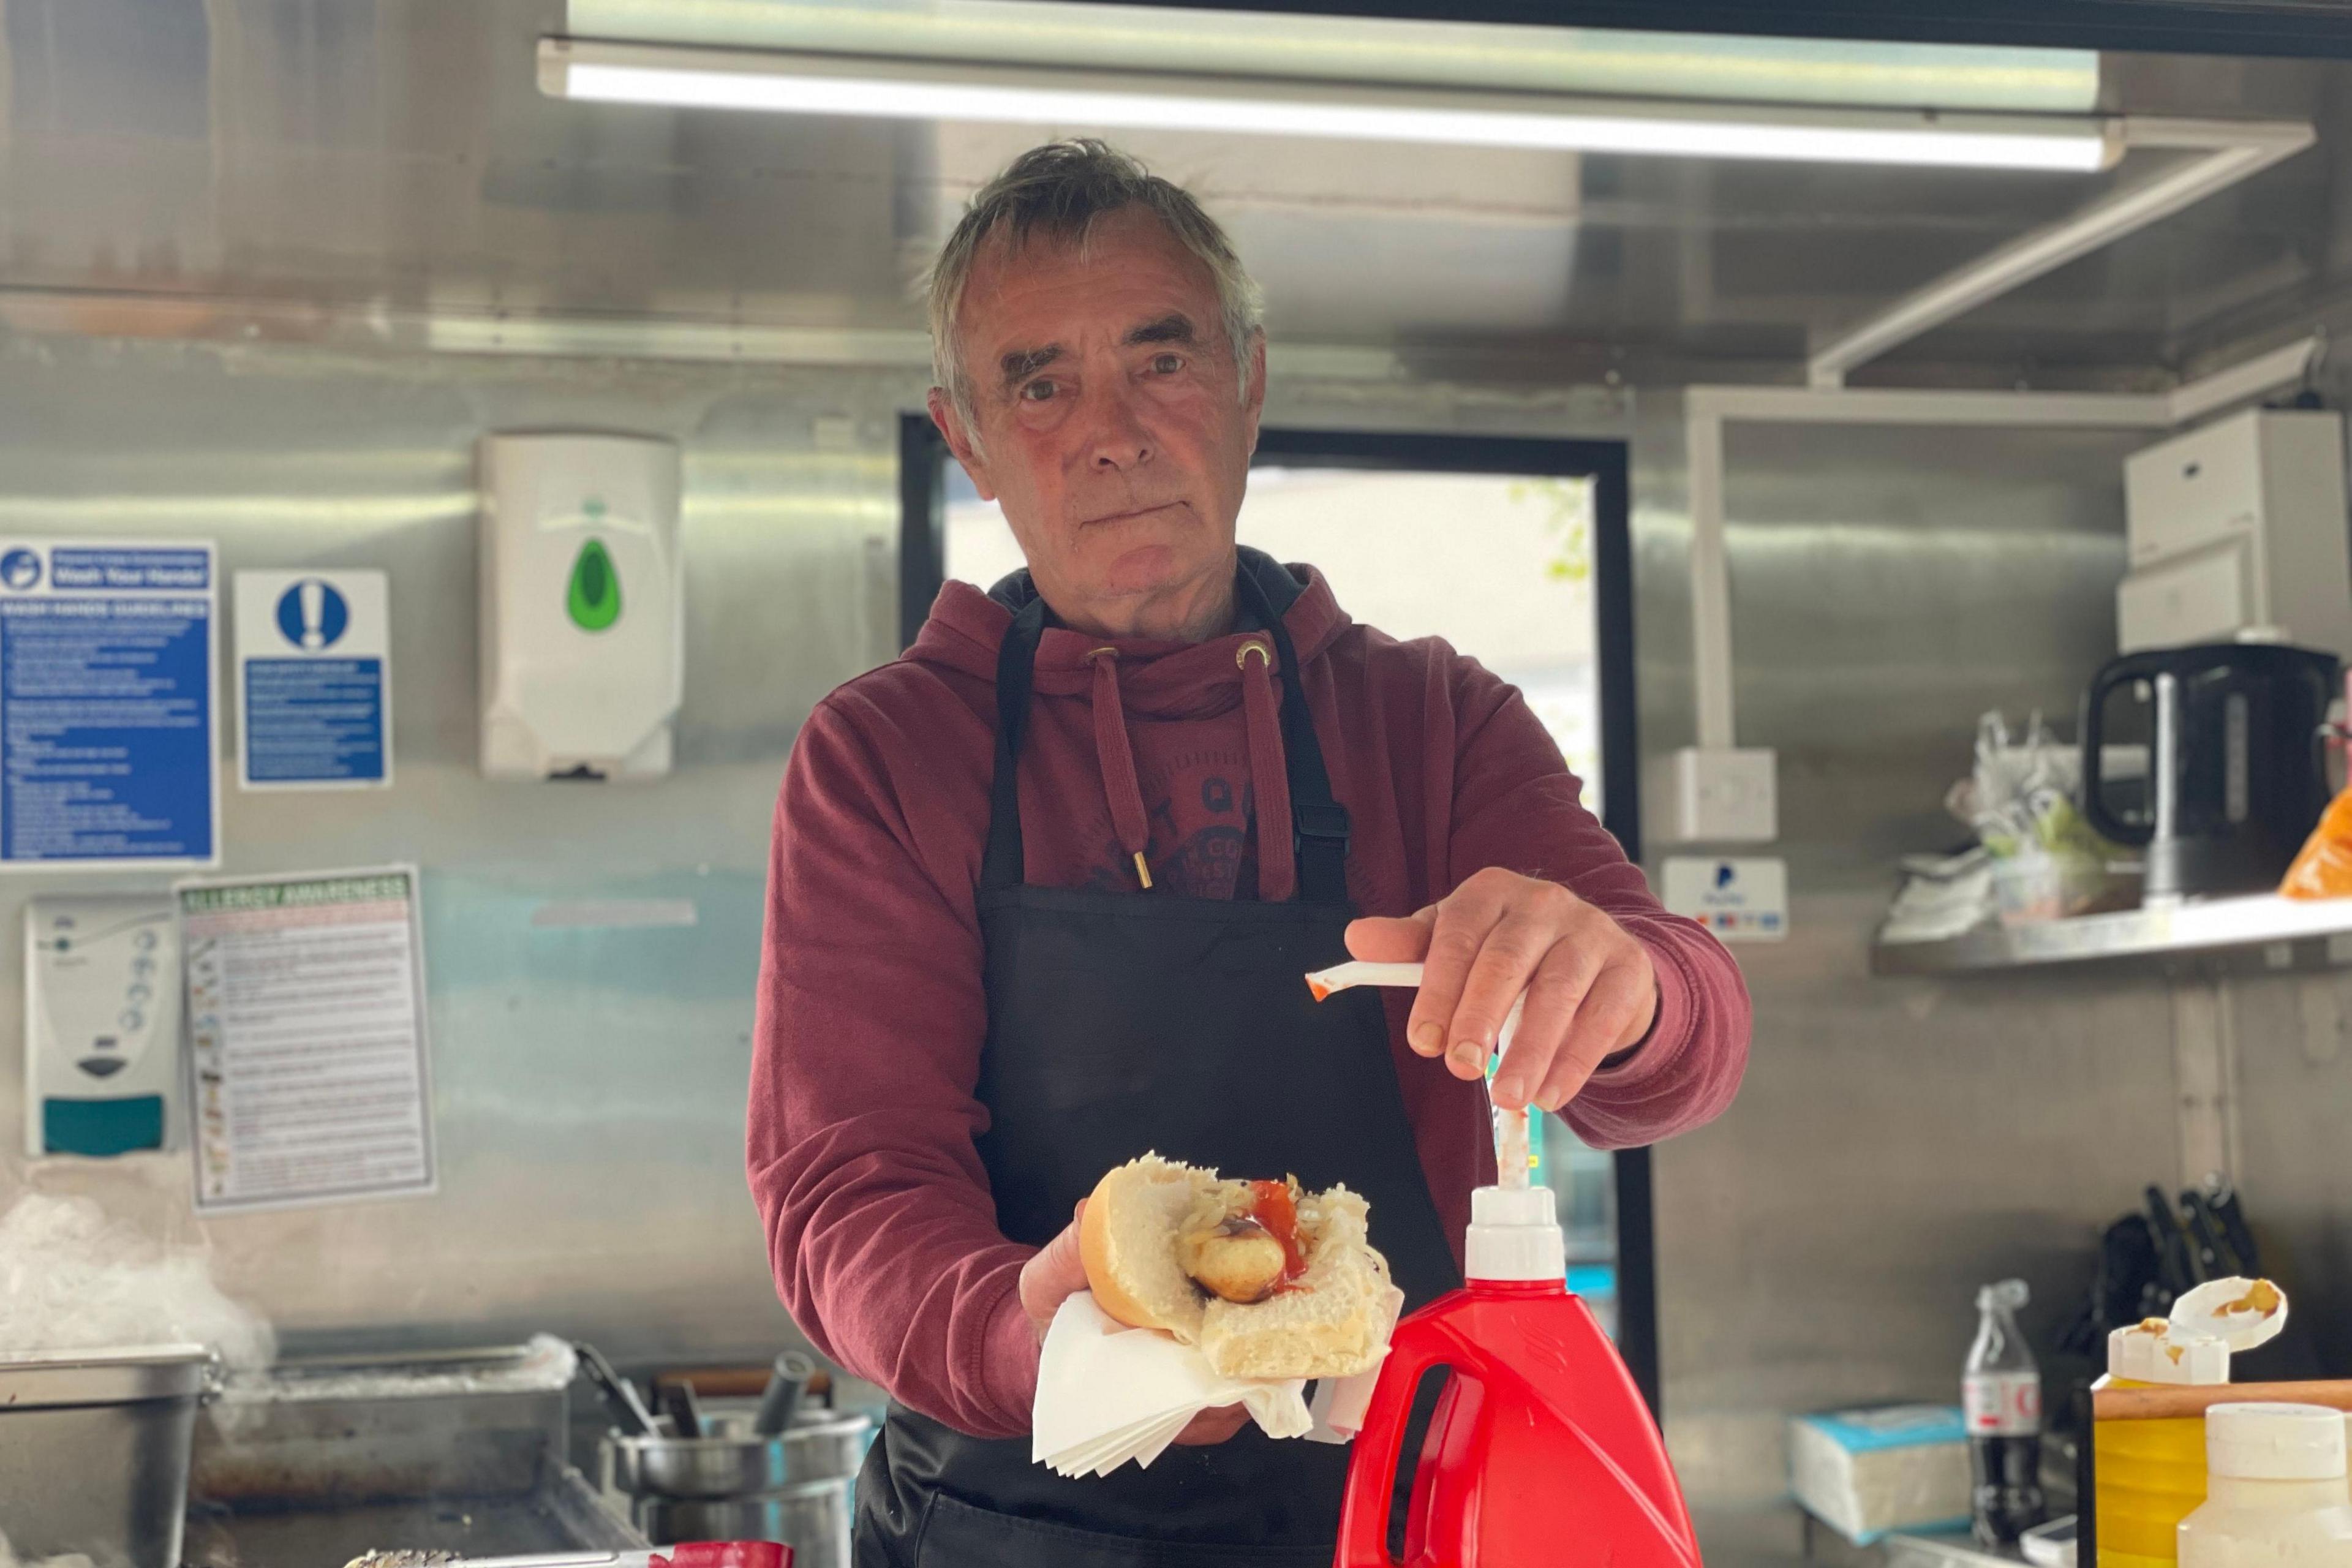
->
xmin=1084 ymin=383 xmax=1153 ymax=472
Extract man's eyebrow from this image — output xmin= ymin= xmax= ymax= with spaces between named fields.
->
xmin=998 ymin=344 xmax=1063 ymax=388
xmin=1125 ymin=314 xmax=1199 ymax=347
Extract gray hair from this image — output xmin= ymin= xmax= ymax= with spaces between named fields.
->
xmin=924 ymin=139 xmax=1265 ymax=437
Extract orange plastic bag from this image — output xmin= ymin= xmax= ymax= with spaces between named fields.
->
xmin=2282 ymin=784 xmax=2352 ymax=898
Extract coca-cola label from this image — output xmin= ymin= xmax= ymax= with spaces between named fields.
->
xmin=1964 ymin=1372 xmax=2041 ymax=1434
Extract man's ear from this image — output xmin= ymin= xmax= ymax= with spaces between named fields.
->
xmin=927 ymin=386 xmax=997 ymax=503
xmin=1241 ymin=332 xmax=1268 ymax=456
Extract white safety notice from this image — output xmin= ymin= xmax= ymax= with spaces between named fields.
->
xmin=235 ymin=570 xmax=392 ymax=790
xmin=0 ymin=540 xmax=219 ymax=869
xmin=1661 ymin=856 xmax=1789 ymax=943
xmin=180 ymin=866 xmax=435 ymax=1212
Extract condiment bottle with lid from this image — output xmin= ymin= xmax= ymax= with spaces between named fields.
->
xmin=1308 ymin=960 xmax=1699 ymax=1567
xmin=2177 ymin=1403 xmax=2352 ymax=1566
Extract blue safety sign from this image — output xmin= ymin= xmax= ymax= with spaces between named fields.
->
xmin=235 ymin=570 xmax=392 ymax=789
xmin=0 ymin=541 xmax=221 ymax=868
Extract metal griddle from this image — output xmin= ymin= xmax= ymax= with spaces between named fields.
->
xmin=183 ymin=1343 xmax=646 ymax=1568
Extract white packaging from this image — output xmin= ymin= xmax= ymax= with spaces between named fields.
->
xmin=2109 ymin=1319 xmax=2231 ymax=1385
xmin=1030 ymin=1291 xmax=1398 ymax=1477
xmin=1789 ymin=1404 xmax=1973 ymax=1546
xmin=2107 ymin=1278 xmax=2291 ymax=1386
xmin=2180 ymin=1403 xmax=2352 ymax=1567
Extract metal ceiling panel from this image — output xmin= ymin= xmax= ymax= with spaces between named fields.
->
xmin=0 ymin=0 xmax=2343 ymax=385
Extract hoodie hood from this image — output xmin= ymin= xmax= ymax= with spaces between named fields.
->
xmin=906 ymin=546 xmax=1351 ymax=707
xmin=905 ymin=548 xmax=1352 ymax=901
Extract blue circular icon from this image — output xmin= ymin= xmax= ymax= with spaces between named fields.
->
xmin=276 ymin=579 xmax=350 ymax=650
xmin=0 ymin=549 xmax=42 ymax=591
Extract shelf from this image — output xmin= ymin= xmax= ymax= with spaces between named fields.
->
xmin=1872 ymin=893 xmax=2352 ymax=978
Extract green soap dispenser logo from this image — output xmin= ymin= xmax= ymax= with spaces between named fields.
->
xmin=567 ymin=537 xmax=622 ymax=631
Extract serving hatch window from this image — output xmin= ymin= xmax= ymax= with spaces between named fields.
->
xmin=943 ymin=464 xmax=1603 ymax=814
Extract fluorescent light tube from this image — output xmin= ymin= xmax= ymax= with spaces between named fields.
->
xmin=541 ymin=39 xmax=2117 ymax=173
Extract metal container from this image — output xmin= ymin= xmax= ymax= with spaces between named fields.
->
xmin=179 ymin=1336 xmax=646 ymax=1567
xmin=192 ymin=1338 xmax=575 ymax=1505
xmin=608 ymin=1404 xmax=869 ymax=1568
xmin=609 ymin=1408 xmax=871 ymax=1500
xmin=0 ymin=1344 xmax=215 ymax=1568
xmin=636 ymin=1482 xmax=851 ymax=1568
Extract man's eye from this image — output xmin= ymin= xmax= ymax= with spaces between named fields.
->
xmin=1151 ymin=353 xmax=1185 ymax=374
xmin=1021 ymin=380 xmax=1058 ymax=402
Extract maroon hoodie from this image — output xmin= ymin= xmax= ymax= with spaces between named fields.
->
xmin=748 ymin=553 xmax=1749 ymax=1439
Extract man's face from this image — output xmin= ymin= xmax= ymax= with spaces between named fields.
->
xmin=930 ymin=206 xmax=1267 ymax=641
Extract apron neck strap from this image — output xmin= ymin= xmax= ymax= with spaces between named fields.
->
xmin=980 ymin=569 xmax=1351 ymax=902
xmin=1234 ymin=564 xmax=1351 ymax=905
xmin=982 ymin=595 xmax=1050 ymax=892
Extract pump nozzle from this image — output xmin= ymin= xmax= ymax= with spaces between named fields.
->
xmin=1303 ymin=961 xmax=1540 ymax=1193
xmin=1492 ymin=995 xmax=1531 ymax=1194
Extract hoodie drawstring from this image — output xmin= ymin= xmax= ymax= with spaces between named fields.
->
xmin=1083 ymin=638 xmax=1298 ymax=900
xmin=1085 ymin=649 xmax=1154 ymax=889
xmin=1236 ymin=641 xmax=1297 ymax=903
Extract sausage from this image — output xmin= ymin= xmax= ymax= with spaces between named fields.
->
xmin=1179 ymin=1214 xmax=1290 ymax=1305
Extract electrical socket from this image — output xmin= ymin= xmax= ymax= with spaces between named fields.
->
xmin=1650 ymin=747 xmax=1778 ymax=844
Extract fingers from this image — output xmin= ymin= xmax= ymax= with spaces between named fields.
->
xmin=1017 ymin=1199 xmax=1091 ymax=1342
xmin=1344 ymin=908 xmax=1434 ymax=964
xmin=1532 ymin=952 xmax=1657 ymax=1114
xmin=1404 ymin=881 xmax=1506 ymax=1064
xmin=1171 ymin=1403 xmax=1251 ymax=1446
xmin=1490 ymin=937 xmax=1604 ymax=1110
xmin=1453 ymin=900 xmax=1577 ymax=1090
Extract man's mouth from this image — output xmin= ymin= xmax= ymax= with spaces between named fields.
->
xmin=1082 ymin=502 xmax=1186 ymax=527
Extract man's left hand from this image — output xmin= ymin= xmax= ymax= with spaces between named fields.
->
xmin=1345 ymin=867 xmax=1657 ymax=1114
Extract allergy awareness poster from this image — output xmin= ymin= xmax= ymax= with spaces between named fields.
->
xmin=181 ymin=867 xmax=436 ymax=1212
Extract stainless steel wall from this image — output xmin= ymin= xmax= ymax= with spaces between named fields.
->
xmin=0 ymin=332 xmax=916 ymax=1365
xmin=1633 ymin=401 xmax=2352 ymax=1563
xmin=6 ymin=330 xmax=2348 ymax=1567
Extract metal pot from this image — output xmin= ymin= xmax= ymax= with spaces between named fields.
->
xmin=0 ymin=1344 xmax=216 ymax=1568
xmin=608 ymin=1407 xmax=871 ymax=1501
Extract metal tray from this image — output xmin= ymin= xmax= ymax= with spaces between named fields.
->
xmin=184 ymin=1340 xmax=646 ymax=1568
xmin=185 ymin=1460 xmax=644 ymax=1568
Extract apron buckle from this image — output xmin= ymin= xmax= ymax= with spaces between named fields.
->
xmin=1294 ymin=802 xmax=1351 ymax=846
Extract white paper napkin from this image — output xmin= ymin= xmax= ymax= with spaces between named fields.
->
xmin=1031 ymin=1289 xmax=1401 ymax=1476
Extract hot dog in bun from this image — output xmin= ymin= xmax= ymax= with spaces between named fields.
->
xmin=1078 ymin=1152 xmax=1396 ymax=1380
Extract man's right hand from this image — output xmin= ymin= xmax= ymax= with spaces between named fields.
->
xmin=1018 ymin=1199 xmax=1094 ymax=1341
xmin=1017 ymin=1199 xmax=1249 ymax=1447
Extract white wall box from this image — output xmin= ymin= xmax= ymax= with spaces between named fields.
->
xmin=2119 ymin=408 xmax=2352 ymax=658
xmin=478 ymin=433 xmax=684 ymax=781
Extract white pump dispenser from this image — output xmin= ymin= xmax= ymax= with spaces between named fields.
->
xmin=1303 ymin=963 xmax=1568 ymax=1282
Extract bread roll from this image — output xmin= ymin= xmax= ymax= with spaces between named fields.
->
xmin=1078 ymin=1152 xmax=1397 ymax=1381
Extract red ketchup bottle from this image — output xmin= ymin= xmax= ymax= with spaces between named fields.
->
xmin=1332 ymin=1181 xmax=1703 ymax=1567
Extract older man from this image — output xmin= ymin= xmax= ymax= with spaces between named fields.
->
xmin=749 ymin=140 xmax=1749 ymax=1565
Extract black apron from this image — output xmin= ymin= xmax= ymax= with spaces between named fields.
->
xmin=852 ymin=564 xmax=1462 ymax=1567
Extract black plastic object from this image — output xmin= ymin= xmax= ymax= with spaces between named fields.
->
xmin=752 ymin=1350 xmax=816 ymax=1438
xmin=657 ymin=1379 xmax=704 ymax=1439
xmin=2080 ymin=643 xmax=2338 ymax=899
xmin=2206 ymin=1179 xmax=2263 ymax=1277
xmin=2144 ymin=1185 xmax=2203 ymax=1295
xmin=576 ymin=1341 xmax=661 ymax=1437
xmin=2180 ymin=1189 xmax=2237 ymax=1278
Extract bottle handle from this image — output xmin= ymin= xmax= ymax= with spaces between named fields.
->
xmin=1332 ymin=1330 xmax=1452 ymax=1568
